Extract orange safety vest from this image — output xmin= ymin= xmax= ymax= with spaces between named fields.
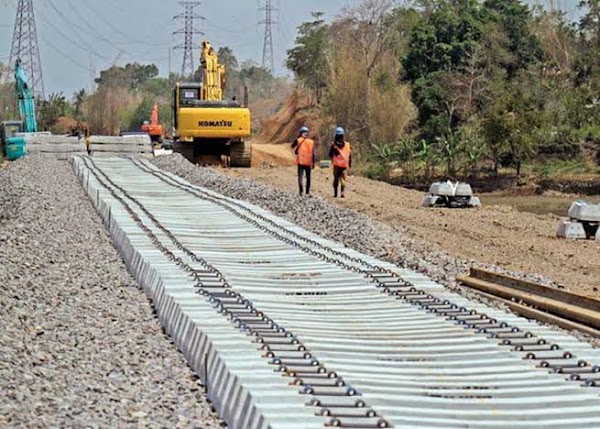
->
xmin=332 ymin=142 xmax=351 ymax=168
xmin=296 ymin=137 xmax=315 ymax=166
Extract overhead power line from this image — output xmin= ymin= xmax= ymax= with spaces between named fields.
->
xmin=40 ymin=35 xmax=93 ymax=73
xmin=173 ymin=1 xmax=204 ymax=77
xmin=260 ymin=0 xmax=277 ymax=73
xmin=45 ymin=0 xmax=127 ymax=58
xmin=8 ymin=0 xmax=45 ymax=98
xmin=36 ymin=12 xmax=112 ymax=63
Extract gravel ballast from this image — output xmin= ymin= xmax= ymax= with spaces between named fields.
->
xmin=0 ymin=156 xmax=223 ymax=428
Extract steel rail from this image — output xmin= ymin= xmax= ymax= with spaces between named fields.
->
xmin=73 ymin=156 xmax=600 ymax=429
xmin=458 ymin=268 xmax=600 ymax=337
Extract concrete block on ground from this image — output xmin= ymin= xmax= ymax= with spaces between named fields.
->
xmin=596 ymin=227 xmax=600 ymax=241
xmin=319 ymin=160 xmax=332 ymax=169
xmin=153 ymin=148 xmax=174 ymax=157
xmin=89 ymin=135 xmax=151 ymax=145
xmin=469 ymin=196 xmax=482 ymax=208
xmin=421 ymin=195 xmax=439 ymax=207
xmin=429 ymin=181 xmax=455 ymax=197
xmin=24 ymin=134 xmax=87 ymax=157
xmin=556 ymin=220 xmax=587 ymax=240
xmin=455 ymin=182 xmax=474 ymax=197
xmin=88 ymin=135 xmax=153 ymax=157
xmin=25 ymin=135 xmax=80 ymax=145
xmin=89 ymin=144 xmax=152 ymax=153
xmin=28 ymin=143 xmax=86 ymax=152
xmin=568 ymin=200 xmax=600 ymax=222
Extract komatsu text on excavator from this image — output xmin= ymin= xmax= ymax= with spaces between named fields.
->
xmin=173 ymin=41 xmax=252 ymax=167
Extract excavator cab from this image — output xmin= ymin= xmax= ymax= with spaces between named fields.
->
xmin=1 ymin=121 xmax=24 ymax=158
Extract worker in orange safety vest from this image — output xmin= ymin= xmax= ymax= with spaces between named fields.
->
xmin=291 ymin=125 xmax=316 ymax=195
xmin=329 ymin=127 xmax=352 ymax=198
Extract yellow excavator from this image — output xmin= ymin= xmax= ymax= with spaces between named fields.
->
xmin=172 ymin=41 xmax=252 ymax=167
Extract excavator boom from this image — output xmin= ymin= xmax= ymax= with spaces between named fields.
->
xmin=150 ymin=103 xmax=159 ymax=126
xmin=15 ymin=60 xmax=37 ymax=133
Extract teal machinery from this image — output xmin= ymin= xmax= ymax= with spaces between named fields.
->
xmin=1 ymin=60 xmax=38 ymax=160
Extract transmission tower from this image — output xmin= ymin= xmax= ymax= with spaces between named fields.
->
xmin=260 ymin=0 xmax=277 ymax=74
xmin=8 ymin=0 xmax=45 ymax=99
xmin=173 ymin=1 xmax=204 ymax=78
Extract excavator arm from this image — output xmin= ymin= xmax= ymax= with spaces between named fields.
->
xmin=150 ymin=103 xmax=159 ymax=126
xmin=15 ymin=60 xmax=37 ymax=133
xmin=200 ymin=41 xmax=226 ymax=101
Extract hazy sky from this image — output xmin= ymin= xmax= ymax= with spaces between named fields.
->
xmin=0 ymin=0 xmax=360 ymax=96
xmin=0 ymin=0 xmax=581 ymax=97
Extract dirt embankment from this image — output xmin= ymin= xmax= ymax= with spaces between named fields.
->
xmin=254 ymin=91 xmax=313 ymax=145
xmin=251 ymin=91 xmax=329 ymax=162
xmin=224 ymin=165 xmax=600 ymax=298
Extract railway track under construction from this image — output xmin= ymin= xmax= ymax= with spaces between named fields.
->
xmin=73 ymin=155 xmax=600 ymax=429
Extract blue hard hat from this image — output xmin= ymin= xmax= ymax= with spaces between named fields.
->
xmin=335 ymin=127 xmax=345 ymax=136
xmin=299 ymin=126 xmax=309 ymax=133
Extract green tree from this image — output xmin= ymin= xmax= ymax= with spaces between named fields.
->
xmin=483 ymin=0 xmax=542 ymax=76
xmin=483 ymin=76 xmax=543 ymax=176
xmin=217 ymin=46 xmax=239 ymax=71
xmin=404 ymin=0 xmax=486 ymax=139
xmin=95 ymin=63 xmax=159 ymax=91
xmin=239 ymin=61 xmax=278 ymax=99
xmin=129 ymin=96 xmax=155 ymax=131
xmin=37 ymin=93 xmax=72 ymax=131
xmin=414 ymin=138 xmax=437 ymax=179
xmin=73 ymin=89 xmax=87 ymax=119
xmin=286 ymin=12 xmax=330 ymax=103
xmin=403 ymin=0 xmax=484 ymax=81
xmin=0 ymin=61 xmax=7 ymax=82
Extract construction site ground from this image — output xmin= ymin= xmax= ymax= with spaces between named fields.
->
xmin=226 ymin=147 xmax=600 ymax=299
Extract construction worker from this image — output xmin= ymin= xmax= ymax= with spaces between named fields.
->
xmin=291 ymin=125 xmax=316 ymax=195
xmin=329 ymin=127 xmax=352 ymax=198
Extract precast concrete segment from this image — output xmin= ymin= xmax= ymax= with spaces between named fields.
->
xmin=72 ymin=156 xmax=327 ymax=429
xmin=75 ymin=156 xmax=600 ymax=429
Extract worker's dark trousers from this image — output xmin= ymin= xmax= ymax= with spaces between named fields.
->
xmin=333 ymin=166 xmax=347 ymax=197
xmin=297 ymin=165 xmax=312 ymax=195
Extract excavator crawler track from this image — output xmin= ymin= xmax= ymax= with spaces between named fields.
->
xmin=229 ymin=140 xmax=252 ymax=168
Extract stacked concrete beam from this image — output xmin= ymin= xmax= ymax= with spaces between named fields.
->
xmin=557 ymin=200 xmax=600 ymax=240
xmin=88 ymin=135 xmax=153 ymax=158
xmin=24 ymin=134 xmax=87 ymax=160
